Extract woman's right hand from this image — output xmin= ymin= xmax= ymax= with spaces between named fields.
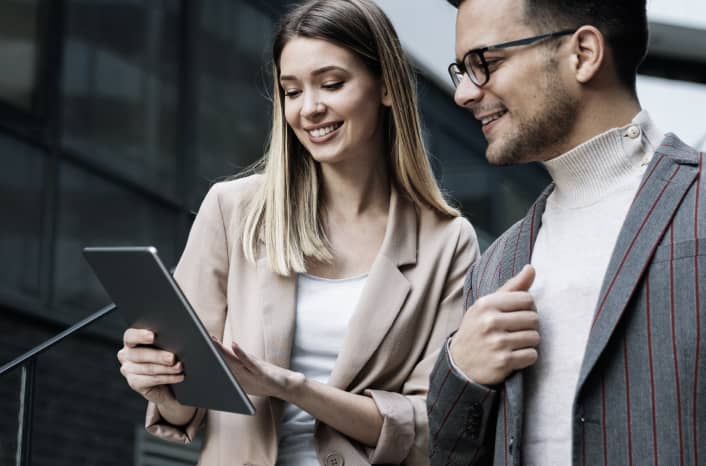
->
xmin=117 ymin=328 xmax=184 ymax=405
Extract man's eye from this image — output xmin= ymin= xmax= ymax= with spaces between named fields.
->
xmin=485 ymin=58 xmax=503 ymax=69
xmin=323 ymin=81 xmax=343 ymax=90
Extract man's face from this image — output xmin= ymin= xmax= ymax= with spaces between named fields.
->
xmin=454 ymin=0 xmax=578 ymax=165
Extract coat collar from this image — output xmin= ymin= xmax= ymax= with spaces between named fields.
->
xmin=258 ymin=186 xmax=418 ymax=390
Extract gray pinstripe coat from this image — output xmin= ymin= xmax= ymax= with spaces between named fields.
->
xmin=428 ymin=134 xmax=706 ymax=466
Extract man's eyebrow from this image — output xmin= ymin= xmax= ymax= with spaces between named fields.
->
xmin=280 ymin=65 xmax=347 ymax=82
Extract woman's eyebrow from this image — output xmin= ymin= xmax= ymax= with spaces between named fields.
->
xmin=280 ymin=65 xmax=347 ymax=82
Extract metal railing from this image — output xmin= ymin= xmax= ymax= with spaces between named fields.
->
xmin=0 ymin=303 xmax=117 ymax=466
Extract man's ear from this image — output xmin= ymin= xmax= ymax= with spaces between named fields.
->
xmin=381 ymin=82 xmax=392 ymax=107
xmin=569 ymin=25 xmax=605 ymax=84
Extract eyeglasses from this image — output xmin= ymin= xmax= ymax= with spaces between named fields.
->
xmin=448 ymin=29 xmax=577 ymax=88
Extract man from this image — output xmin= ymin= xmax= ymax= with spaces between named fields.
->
xmin=428 ymin=0 xmax=705 ymax=465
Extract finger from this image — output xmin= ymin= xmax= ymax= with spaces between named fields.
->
xmin=123 ymin=328 xmax=155 ymax=347
xmin=128 ymin=373 xmax=184 ymax=391
xmin=122 ymin=346 xmax=176 ymax=365
xmin=482 ymin=291 xmax=536 ymax=313
xmin=501 ymin=330 xmax=541 ymax=350
xmin=495 ymin=310 xmax=539 ymax=331
xmin=508 ymin=347 xmax=538 ymax=371
xmin=498 ymin=264 xmax=535 ymax=293
xmin=121 ymin=361 xmax=183 ymax=377
xmin=231 ymin=343 xmax=257 ymax=372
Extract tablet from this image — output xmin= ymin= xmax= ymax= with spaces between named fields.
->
xmin=83 ymin=246 xmax=255 ymax=415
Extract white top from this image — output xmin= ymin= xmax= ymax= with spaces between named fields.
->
xmin=277 ymin=273 xmax=368 ymax=466
xmin=522 ymin=110 xmax=664 ymax=465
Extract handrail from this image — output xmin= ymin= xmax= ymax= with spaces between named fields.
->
xmin=0 ymin=303 xmax=117 ymax=376
xmin=0 ymin=303 xmax=117 ymax=466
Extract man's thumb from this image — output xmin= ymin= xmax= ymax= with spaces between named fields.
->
xmin=499 ymin=264 xmax=535 ymax=292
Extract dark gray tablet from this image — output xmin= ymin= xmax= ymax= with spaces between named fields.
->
xmin=83 ymin=246 xmax=255 ymax=415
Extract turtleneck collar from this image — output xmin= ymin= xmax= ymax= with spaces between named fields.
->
xmin=541 ymin=110 xmax=664 ymax=208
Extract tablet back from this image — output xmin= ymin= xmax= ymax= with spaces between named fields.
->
xmin=84 ymin=246 xmax=254 ymax=415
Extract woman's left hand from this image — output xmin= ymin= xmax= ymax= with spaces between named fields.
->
xmin=211 ymin=338 xmax=304 ymax=399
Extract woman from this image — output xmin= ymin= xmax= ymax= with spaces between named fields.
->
xmin=117 ymin=0 xmax=478 ymax=464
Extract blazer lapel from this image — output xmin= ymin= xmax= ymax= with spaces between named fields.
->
xmin=498 ymin=187 xmax=551 ymax=430
xmin=328 ymin=188 xmax=416 ymax=390
xmin=577 ymin=133 xmax=700 ymax=391
xmin=258 ymin=257 xmax=297 ymax=369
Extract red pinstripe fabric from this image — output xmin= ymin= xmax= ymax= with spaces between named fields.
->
xmin=693 ymin=153 xmax=702 ymax=466
xmin=433 ymin=383 xmax=468 ymax=441
xmin=634 ymin=154 xmax=665 ymax=201
xmin=623 ymin=338 xmax=633 ymax=466
xmin=528 ymin=199 xmax=538 ymax=259
xmin=429 ymin=369 xmax=452 ymax=415
xmin=478 ymin=237 xmax=502 ymax=294
xmin=592 ymin=166 xmax=681 ymax=328
xmin=669 ymin=227 xmax=685 ymax=465
xmin=511 ymin=216 xmax=526 ymax=275
xmin=444 ymin=390 xmax=492 ymax=466
xmin=646 ymin=277 xmax=659 ymax=466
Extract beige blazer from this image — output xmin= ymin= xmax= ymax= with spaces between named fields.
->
xmin=145 ymin=175 xmax=478 ymax=466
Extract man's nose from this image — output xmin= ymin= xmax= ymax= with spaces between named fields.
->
xmin=453 ymin=74 xmax=484 ymax=108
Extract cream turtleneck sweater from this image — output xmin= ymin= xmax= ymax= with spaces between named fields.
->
xmin=522 ymin=110 xmax=664 ymax=465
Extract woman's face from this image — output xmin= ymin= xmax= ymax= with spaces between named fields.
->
xmin=279 ymin=37 xmax=391 ymax=166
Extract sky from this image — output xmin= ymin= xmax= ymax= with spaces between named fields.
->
xmin=375 ymin=0 xmax=706 ymax=149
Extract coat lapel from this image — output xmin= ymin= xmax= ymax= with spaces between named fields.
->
xmin=576 ymin=134 xmax=700 ymax=391
xmin=498 ymin=187 xmax=551 ymax=431
xmin=328 ymin=188 xmax=416 ymax=390
xmin=258 ymin=257 xmax=297 ymax=369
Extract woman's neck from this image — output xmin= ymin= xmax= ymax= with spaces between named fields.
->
xmin=320 ymin=157 xmax=390 ymax=221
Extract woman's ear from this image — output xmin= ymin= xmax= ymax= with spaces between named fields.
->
xmin=570 ymin=25 xmax=605 ymax=84
xmin=381 ymin=82 xmax=392 ymax=107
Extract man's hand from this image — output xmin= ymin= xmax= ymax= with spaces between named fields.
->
xmin=450 ymin=264 xmax=539 ymax=386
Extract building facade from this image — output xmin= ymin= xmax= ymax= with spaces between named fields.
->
xmin=0 ymin=1 xmax=551 ymax=464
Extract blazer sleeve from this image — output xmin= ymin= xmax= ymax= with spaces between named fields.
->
xmin=427 ymin=261 xmax=498 ymax=466
xmin=144 ymin=183 xmax=231 ymax=443
xmin=364 ymin=219 xmax=479 ymax=465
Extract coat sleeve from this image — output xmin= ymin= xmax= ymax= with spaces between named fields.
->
xmin=144 ymin=183 xmax=231 ymax=443
xmin=363 ymin=219 xmax=480 ymax=464
xmin=427 ymin=260 xmax=498 ymax=466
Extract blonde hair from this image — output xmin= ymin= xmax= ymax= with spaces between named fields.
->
xmin=242 ymin=0 xmax=459 ymax=276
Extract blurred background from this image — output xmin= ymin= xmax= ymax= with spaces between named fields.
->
xmin=0 ymin=1 xmax=703 ymax=464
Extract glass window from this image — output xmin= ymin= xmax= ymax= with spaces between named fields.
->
xmin=61 ymin=0 xmax=181 ymax=200
xmin=193 ymin=0 xmax=274 ymax=207
xmin=0 ymin=135 xmax=44 ymax=301
xmin=53 ymin=161 xmax=180 ymax=333
xmin=0 ymin=0 xmax=39 ymax=111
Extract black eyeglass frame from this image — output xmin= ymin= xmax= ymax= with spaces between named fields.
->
xmin=448 ymin=28 xmax=577 ymax=88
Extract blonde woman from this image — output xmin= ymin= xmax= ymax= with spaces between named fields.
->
xmin=117 ymin=0 xmax=478 ymax=464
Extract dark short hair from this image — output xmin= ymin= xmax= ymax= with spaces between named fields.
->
xmin=447 ymin=0 xmax=648 ymax=92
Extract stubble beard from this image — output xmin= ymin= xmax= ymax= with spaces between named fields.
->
xmin=485 ymin=65 xmax=578 ymax=166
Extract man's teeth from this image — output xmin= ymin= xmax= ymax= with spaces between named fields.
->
xmin=482 ymin=111 xmax=506 ymax=125
xmin=309 ymin=124 xmax=340 ymax=137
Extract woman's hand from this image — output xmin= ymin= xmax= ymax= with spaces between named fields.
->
xmin=117 ymin=328 xmax=184 ymax=405
xmin=211 ymin=338 xmax=304 ymax=399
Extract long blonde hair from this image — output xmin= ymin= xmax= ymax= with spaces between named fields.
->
xmin=242 ymin=0 xmax=459 ymax=276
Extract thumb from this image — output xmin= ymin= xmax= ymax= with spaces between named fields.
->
xmin=498 ymin=264 xmax=535 ymax=292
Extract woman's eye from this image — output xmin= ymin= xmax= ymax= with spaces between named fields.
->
xmin=323 ymin=81 xmax=343 ymax=90
xmin=284 ymin=89 xmax=301 ymax=98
